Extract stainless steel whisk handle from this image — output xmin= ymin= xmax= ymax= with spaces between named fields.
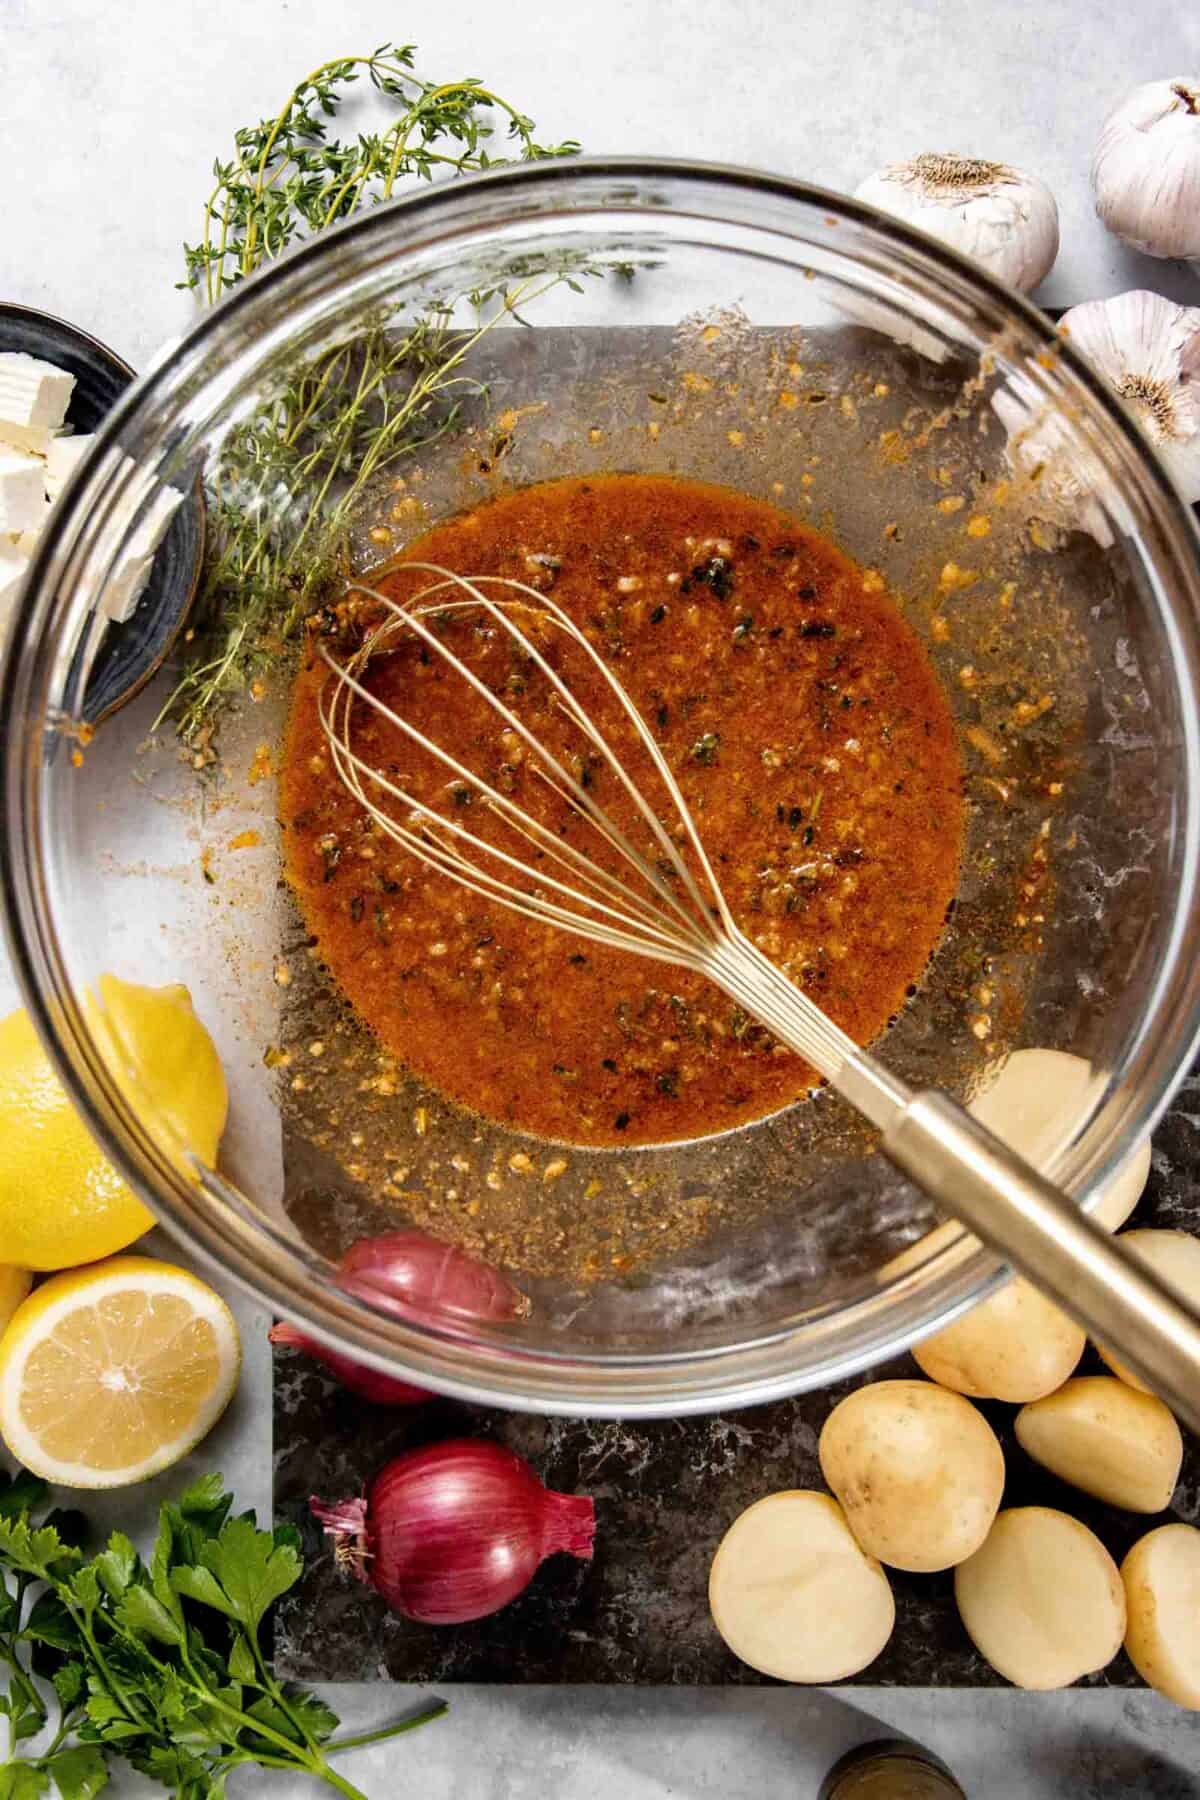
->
xmin=885 ymin=1091 xmax=1200 ymax=1434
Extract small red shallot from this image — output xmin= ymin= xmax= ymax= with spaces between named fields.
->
xmin=268 ymin=1321 xmax=431 ymax=1406
xmin=337 ymin=1229 xmax=528 ymax=1325
xmin=311 ymin=1439 xmax=595 ymax=1624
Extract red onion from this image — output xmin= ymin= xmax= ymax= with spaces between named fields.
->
xmin=270 ymin=1234 xmax=527 ymax=1405
xmin=337 ymin=1229 xmax=528 ymax=1326
xmin=268 ymin=1322 xmax=431 ymax=1406
xmin=310 ymin=1439 xmax=595 ymax=1624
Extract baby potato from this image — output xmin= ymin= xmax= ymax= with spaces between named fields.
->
xmin=969 ymin=1048 xmax=1150 ymax=1231
xmin=708 ymin=1490 xmax=894 ymax=1682
xmin=913 ymin=1276 xmax=1084 ymax=1403
xmin=818 ymin=1379 xmax=1004 ymax=1572
xmin=1015 ymin=1376 xmax=1182 ymax=1513
xmin=1096 ymin=1230 xmax=1200 ymax=1391
xmin=902 ymin=1051 xmax=1149 ymax=1402
xmin=1090 ymin=1135 xmax=1152 ymax=1231
xmin=955 ymin=1508 xmax=1125 ymax=1689
xmin=1122 ymin=1524 xmax=1200 ymax=1710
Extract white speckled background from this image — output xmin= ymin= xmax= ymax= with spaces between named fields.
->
xmin=2 ymin=0 xmax=1200 ymax=1792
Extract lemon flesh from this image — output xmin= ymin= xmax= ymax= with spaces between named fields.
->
xmin=0 ymin=1256 xmax=240 ymax=1488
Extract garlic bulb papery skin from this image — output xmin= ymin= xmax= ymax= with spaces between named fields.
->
xmin=1062 ymin=291 xmax=1200 ymax=502
xmin=992 ymin=380 xmax=1117 ymax=550
xmin=854 ymin=153 xmax=1059 ymax=293
xmin=992 ymin=289 xmax=1200 ymax=548
xmin=1092 ymin=79 xmax=1200 ymax=260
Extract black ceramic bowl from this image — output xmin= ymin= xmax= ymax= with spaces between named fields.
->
xmin=0 ymin=301 xmax=203 ymax=721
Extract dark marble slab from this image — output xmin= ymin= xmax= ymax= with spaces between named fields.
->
xmin=273 ymin=1070 xmax=1200 ymax=1687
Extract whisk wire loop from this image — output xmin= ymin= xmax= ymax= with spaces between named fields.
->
xmin=317 ymin=563 xmax=860 ymax=1083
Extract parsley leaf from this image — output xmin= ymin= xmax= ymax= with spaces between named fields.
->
xmin=0 ymin=1762 xmax=49 ymax=1799
xmin=178 ymin=1518 xmax=302 ymax=1636
xmin=0 ymin=1462 xmax=445 ymax=1797
xmin=42 ymin=1746 xmax=107 ymax=1800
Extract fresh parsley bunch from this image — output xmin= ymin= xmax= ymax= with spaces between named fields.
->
xmin=0 ymin=1468 xmax=442 ymax=1799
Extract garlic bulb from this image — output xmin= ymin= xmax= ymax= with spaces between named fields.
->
xmin=992 ymin=379 xmax=1117 ymax=550
xmin=1092 ymin=79 xmax=1200 ymax=260
xmin=1062 ymin=291 xmax=1200 ymax=501
xmin=993 ymin=289 xmax=1200 ymax=545
xmin=854 ymin=153 xmax=1059 ymax=293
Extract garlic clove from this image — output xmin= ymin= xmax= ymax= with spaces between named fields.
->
xmin=854 ymin=153 xmax=1059 ymax=294
xmin=1092 ymin=79 xmax=1200 ymax=261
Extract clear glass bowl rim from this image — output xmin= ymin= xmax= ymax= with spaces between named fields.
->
xmin=5 ymin=155 xmax=1200 ymax=1417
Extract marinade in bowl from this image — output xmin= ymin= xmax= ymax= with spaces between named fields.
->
xmin=6 ymin=161 xmax=1200 ymax=1414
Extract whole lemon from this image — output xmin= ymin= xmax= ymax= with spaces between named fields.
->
xmin=0 ymin=976 xmax=228 ymax=1270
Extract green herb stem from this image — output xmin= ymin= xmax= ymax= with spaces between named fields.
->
xmin=163 ymin=40 xmax=589 ymax=747
xmin=325 ymin=1700 xmax=450 ymax=1753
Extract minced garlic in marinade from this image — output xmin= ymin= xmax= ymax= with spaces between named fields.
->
xmin=281 ymin=474 xmax=963 ymax=1149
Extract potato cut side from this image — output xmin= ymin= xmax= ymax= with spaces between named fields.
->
xmin=913 ymin=1275 xmax=1084 ymax=1402
xmin=1097 ymin=1230 xmax=1200 ymax=1391
xmin=818 ymin=1380 xmax=1004 ymax=1572
xmin=955 ymin=1508 xmax=1125 ymax=1690
xmin=1123 ymin=1524 xmax=1200 ymax=1710
xmin=708 ymin=1490 xmax=894 ymax=1682
xmin=892 ymin=1050 xmax=1149 ymax=1403
xmin=970 ymin=1048 xmax=1149 ymax=1228
xmin=1015 ymin=1376 xmax=1181 ymax=1513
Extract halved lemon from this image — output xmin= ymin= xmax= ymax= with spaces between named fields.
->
xmin=0 ymin=1257 xmax=240 ymax=1488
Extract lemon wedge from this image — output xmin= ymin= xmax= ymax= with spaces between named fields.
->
xmin=0 ymin=1256 xmax=240 ymax=1488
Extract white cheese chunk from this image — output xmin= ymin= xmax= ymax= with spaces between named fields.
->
xmin=101 ymin=550 xmax=156 ymax=624
xmin=127 ymin=482 xmax=183 ymax=559
xmin=0 ymin=449 xmax=49 ymax=533
xmin=16 ymin=501 xmax=52 ymax=555
xmin=96 ymin=480 xmax=183 ymax=621
xmin=0 ymin=538 xmax=29 ymax=624
xmin=0 ymin=353 xmax=75 ymax=457
xmin=44 ymin=432 xmax=94 ymax=499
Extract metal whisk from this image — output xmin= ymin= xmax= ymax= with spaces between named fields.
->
xmin=319 ymin=564 xmax=1200 ymax=1425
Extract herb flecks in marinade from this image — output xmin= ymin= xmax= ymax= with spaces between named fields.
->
xmin=281 ymin=474 xmax=964 ymax=1149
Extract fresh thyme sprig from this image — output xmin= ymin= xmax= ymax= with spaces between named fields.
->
xmin=162 ymin=44 xmax=582 ymax=747
xmin=182 ymin=44 xmax=579 ymax=304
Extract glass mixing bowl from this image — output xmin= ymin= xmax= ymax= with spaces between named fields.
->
xmin=5 ymin=160 xmax=1200 ymax=1415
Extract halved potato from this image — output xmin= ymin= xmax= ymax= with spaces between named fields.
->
xmin=968 ymin=1049 xmax=1149 ymax=1230
xmin=905 ymin=1050 xmax=1149 ymax=1401
xmin=955 ymin=1508 xmax=1125 ymax=1689
xmin=1015 ymin=1376 xmax=1181 ymax=1513
xmin=1122 ymin=1524 xmax=1200 ymax=1710
xmin=1096 ymin=1230 xmax=1200 ymax=1392
xmin=708 ymin=1490 xmax=894 ymax=1682
xmin=819 ymin=1380 xmax=1004 ymax=1572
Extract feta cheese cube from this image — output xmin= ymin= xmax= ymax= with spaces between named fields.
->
xmin=96 ymin=480 xmax=183 ymax=622
xmin=44 ymin=432 xmax=94 ymax=499
xmin=0 ymin=353 xmax=75 ymax=456
xmin=128 ymin=482 xmax=183 ymax=559
xmin=16 ymin=506 xmax=51 ymax=555
xmin=101 ymin=551 xmax=156 ymax=624
xmin=0 ymin=449 xmax=49 ymax=533
xmin=0 ymin=538 xmax=29 ymax=625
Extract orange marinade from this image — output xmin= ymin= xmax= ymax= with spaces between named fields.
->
xmin=281 ymin=475 xmax=963 ymax=1148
